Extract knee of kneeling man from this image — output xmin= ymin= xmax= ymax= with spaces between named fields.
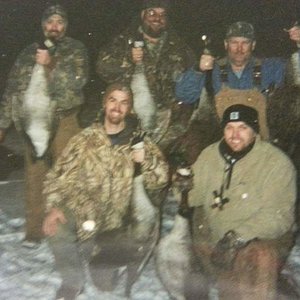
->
xmin=237 ymin=240 xmax=279 ymax=267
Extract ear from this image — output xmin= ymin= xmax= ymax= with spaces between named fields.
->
xmin=102 ymin=98 xmax=107 ymax=110
xmin=224 ymin=40 xmax=228 ymax=50
xmin=251 ymin=40 xmax=256 ymax=51
xmin=141 ymin=10 xmax=145 ymax=20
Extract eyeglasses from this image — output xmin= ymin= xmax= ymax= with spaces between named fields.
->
xmin=145 ymin=9 xmax=167 ymax=19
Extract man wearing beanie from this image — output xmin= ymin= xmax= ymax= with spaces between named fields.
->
xmin=0 ymin=5 xmax=89 ymax=246
xmin=186 ymin=104 xmax=296 ymax=299
xmin=96 ymin=0 xmax=195 ymax=153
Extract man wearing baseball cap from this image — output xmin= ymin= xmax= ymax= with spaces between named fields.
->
xmin=96 ymin=0 xmax=195 ymax=153
xmin=176 ymin=21 xmax=288 ymax=104
xmin=186 ymin=104 xmax=296 ymax=299
xmin=0 ymin=4 xmax=89 ymax=246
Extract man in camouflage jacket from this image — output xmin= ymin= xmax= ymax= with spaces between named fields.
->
xmin=96 ymin=0 xmax=195 ymax=153
xmin=43 ymin=83 xmax=169 ymax=299
xmin=0 ymin=5 xmax=89 ymax=244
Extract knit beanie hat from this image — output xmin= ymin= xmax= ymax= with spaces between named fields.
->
xmin=41 ymin=5 xmax=68 ymax=25
xmin=221 ymin=104 xmax=259 ymax=133
xmin=225 ymin=21 xmax=255 ymax=40
xmin=142 ymin=0 xmax=170 ymax=10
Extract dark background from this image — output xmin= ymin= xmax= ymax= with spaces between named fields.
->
xmin=1 ymin=0 xmax=300 ymax=98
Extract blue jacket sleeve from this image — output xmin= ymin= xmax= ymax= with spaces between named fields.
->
xmin=175 ymin=68 xmax=206 ymax=104
xmin=261 ymin=57 xmax=287 ymax=90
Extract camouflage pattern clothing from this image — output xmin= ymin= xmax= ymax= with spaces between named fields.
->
xmin=44 ymin=120 xmax=169 ymax=241
xmin=96 ymin=25 xmax=195 ymax=152
xmin=0 ymin=36 xmax=89 ymax=241
xmin=0 ymin=36 xmax=89 ymax=132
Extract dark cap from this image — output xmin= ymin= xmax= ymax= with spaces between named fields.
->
xmin=225 ymin=21 xmax=255 ymax=40
xmin=142 ymin=0 xmax=170 ymax=10
xmin=41 ymin=5 xmax=68 ymax=24
xmin=221 ymin=104 xmax=259 ymax=133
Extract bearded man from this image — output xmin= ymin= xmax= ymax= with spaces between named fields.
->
xmin=188 ymin=104 xmax=296 ymax=299
xmin=0 ymin=5 xmax=89 ymax=245
xmin=96 ymin=0 xmax=195 ymax=153
xmin=43 ymin=83 xmax=168 ymax=299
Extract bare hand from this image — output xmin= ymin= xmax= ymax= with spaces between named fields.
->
xmin=131 ymin=148 xmax=145 ymax=163
xmin=132 ymin=47 xmax=144 ymax=64
xmin=36 ymin=49 xmax=52 ymax=65
xmin=43 ymin=207 xmax=67 ymax=237
xmin=288 ymin=26 xmax=300 ymax=46
xmin=0 ymin=129 xmax=6 ymax=143
xmin=199 ymin=54 xmax=215 ymax=72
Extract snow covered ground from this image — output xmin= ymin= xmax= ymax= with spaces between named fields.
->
xmin=0 ymin=129 xmax=300 ymax=299
xmin=0 ymin=213 xmax=171 ymax=300
xmin=0 ymin=181 xmax=173 ymax=300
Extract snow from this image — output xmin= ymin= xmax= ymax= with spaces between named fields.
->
xmin=0 ymin=201 xmax=172 ymax=300
xmin=0 ymin=184 xmax=172 ymax=300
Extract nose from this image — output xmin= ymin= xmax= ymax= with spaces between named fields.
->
xmin=51 ymin=22 xmax=58 ymax=30
xmin=236 ymin=43 xmax=243 ymax=52
xmin=231 ymin=128 xmax=240 ymax=139
xmin=113 ymin=102 xmax=121 ymax=111
xmin=152 ymin=14 xmax=160 ymax=21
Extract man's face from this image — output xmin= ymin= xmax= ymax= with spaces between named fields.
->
xmin=104 ymin=90 xmax=131 ymax=125
xmin=141 ymin=7 xmax=168 ymax=38
xmin=43 ymin=14 xmax=66 ymax=40
xmin=224 ymin=121 xmax=256 ymax=152
xmin=224 ymin=37 xmax=256 ymax=68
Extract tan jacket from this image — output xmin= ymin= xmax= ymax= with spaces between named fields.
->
xmin=189 ymin=136 xmax=296 ymax=245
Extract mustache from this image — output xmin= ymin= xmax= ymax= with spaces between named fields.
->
xmin=110 ymin=109 xmax=121 ymax=113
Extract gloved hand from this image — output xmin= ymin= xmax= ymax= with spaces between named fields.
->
xmin=131 ymin=132 xmax=146 ymax=176
xmin=131 ymin=132 xmax=146 ymax=149
xmin=172 ymin=167 xmax=194 ymax=193
xmin=210 ymin=230 xmax=248 ymax=270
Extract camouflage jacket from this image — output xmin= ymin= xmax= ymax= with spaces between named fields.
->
xmin=0 ymin=37 xmax=89 ymax=131
xmin=96 ymin=26 xmax=195 ymax=150
xmin=43 ymin=120 xmax=169 ymax=241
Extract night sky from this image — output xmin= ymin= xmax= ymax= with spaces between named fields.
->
xmin=1 ymin=0 xmax=300 ymax=96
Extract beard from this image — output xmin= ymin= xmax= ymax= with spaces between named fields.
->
xmin=142 ymin=22 xmax=167 ymax=38
xmin=106 ymin=110 xmax=126 ymax=125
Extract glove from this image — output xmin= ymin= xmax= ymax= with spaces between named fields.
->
xmin=172 ymin=166 xmax=194 ymax=219
xmin=131 ymin=132 xmax=146 ymax=176
xmin=131 ymin=132 xmax=146 ymax=149
xmin=210 ymin=230 xmax=248 ymax=270
xmin=172 ymin=167 xmax=193 ymax=193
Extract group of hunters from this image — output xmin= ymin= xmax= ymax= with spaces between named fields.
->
xmin=0 ymin=1 xmax=299 ymax=299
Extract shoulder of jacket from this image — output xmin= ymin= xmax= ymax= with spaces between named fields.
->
xmin=18 ymin=43 xmax=37 ymax=56
xmin=216 ymin=57 xmax=228 ymax=67
xmin=194 ymin=141 xmax=219 ymax=165
xmin=257 ymin=140 xmax=294 ymax=168
xmin=166 ymin=29 xmax=189 ymax=47
xmin=61 ymin=37 xmax=86 ymax=48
